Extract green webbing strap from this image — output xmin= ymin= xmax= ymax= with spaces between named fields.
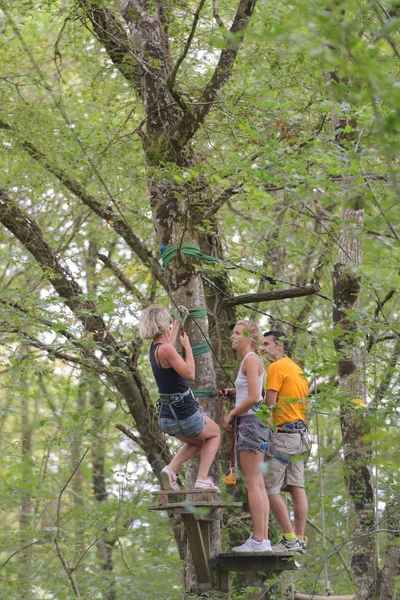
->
xmin=178 ymin=339 xmax=212 ymax=357
xmin=160 ymin=243 xmax=219 ymax=268
xmin=170 ymin=306 xmax=207 ymax=319
xmin=192 ymin=340 xmax=212 ymax=356
xmin=193 ymin=389 xmax=218 ymax=398
xmin=188 ymin=307 xmax=207 ymax=319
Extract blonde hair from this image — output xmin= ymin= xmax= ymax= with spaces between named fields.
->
xmin=138 ymin=306 xmax=170 ymax=339
xmin=235 ymin=319 xmax=259 ymax=351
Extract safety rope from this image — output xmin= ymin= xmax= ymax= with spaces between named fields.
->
xmin=160 ymin=243 xmax=218 ymax=268
xmin=216 ymin=391 xmax=237 ymax=484
xmin=372 ymin=330 xmax=380 ymax=563
xmin=312 ymin=336 xmax=333 ymax=597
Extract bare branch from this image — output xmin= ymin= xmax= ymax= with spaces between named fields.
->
xmin=223 ymin=284 xmax=321 ymax=307
xmin=213 ymin=0 xmax=225 ymax=28
xmin=116 ymin=423 xmax=141 ymax=446
xmin=203 ymin=184 xmax=244 ymax=220
xmin=374 ymin=337 xmax=400 ymax=403
xmin=97 ymin=252 xmax=150 ymax=306
xmin=167 ymin=0 xmax=207 ymax=95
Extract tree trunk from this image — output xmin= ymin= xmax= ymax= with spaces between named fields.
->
xmin=332 ymin=207 xmax=378 ymax=599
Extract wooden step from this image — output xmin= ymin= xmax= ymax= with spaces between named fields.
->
xmin=151 ymin=488 xmax=220 ymax=495
xmin=210 ymin=552 xmax=299 ymax=572
xmin=147 ymin=501 xmax=243 ymax=511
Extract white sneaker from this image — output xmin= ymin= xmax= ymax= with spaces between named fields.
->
xmin=161 ymin=466 xmax=180 ymax=490
xmin=233 ymin=537 xmax=272 ymax=553
xmin=194 ymin=477 xmax=220 ymax=492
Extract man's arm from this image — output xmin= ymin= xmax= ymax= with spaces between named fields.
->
xmin=265 ymin=389 xmax=278 ymax=407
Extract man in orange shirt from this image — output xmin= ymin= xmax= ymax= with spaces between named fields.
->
xmin=261 ymin=330 xmax=310 ymax=553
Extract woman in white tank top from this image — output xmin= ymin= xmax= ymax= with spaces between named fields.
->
xmin=224 ymin=319 xmax=271 ymax=553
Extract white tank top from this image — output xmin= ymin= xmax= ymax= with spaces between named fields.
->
xmin=235 ymin=351 xmax=264 ymax=416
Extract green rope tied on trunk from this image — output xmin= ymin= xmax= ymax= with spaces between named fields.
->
xmin=193 ymin=390 xmax=218 ymax=398
xmin=178 ymin=339 xmax=212 ymax=357
xmin=160 ymin=243 xmax=218 ymax=268
xmin=170 ymin=306 xmax=207 ymax=319
xmin=191 ymin=340 xmax=212 ymax=356
xmin=188 ymin=307 xmax=207 ymax=319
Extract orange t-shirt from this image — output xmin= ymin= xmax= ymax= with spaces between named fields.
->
xmin=266 ymin=357 xmax=308 ymax=427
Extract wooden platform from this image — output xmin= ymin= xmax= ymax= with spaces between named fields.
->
xmin=148 ymin=487 xmax=299 ymax=596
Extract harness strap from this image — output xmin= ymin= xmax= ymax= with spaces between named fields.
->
xmin=168 ymin=403 xmax=187 ymax=436
xmin=237 ymin=430 xmax=269 ymax=453
xmin=158 ymin=388 xmax=192 ymax=403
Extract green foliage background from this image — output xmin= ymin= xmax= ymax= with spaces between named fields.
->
xmin=0 ymin=0 xmax=399 ymax=598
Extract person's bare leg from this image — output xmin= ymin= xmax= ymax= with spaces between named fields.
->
xmin=169 ymin=416 xmax=219 ymax=477
xmin=169 ymin=439 xmax=203 ymax=474
xmin=288 ymin=485 xmax=308 ymax=538
xmin=268 ymin=493 xmax=294 ymax=534
xmin=260 ymin=478 xmax=270 ymax=540
xmin=196 ymin=416 xmax=221 ymax=479
xmin=241 ymin=451 xmax=267 ymax=542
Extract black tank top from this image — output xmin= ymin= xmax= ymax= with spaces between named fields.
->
xmin=150 ymin=343 xmax=197 ymax=420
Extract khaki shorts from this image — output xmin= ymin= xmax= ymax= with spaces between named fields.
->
xmin=264 ymin=432 xmax=307 ymax=494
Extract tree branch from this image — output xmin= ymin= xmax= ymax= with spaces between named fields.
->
xmin=0 ymin=120 xmax=165 ymax=288
xmin=167 ymin=0 xmax=207 ymax=95
xmin=77 ymin=0 xmax=142 ymax=96
xmin=374 ymin=337 xmax=400 ymax=403
xmin=97 ymin=252 xmax=150 ymax=306
xmin=223 ymin=284 xmax=321 ymax=306
xmin=0 ymin=189 xmax=120 ymax=353
xmin=172 ymin=0 xmax=257 ymax=148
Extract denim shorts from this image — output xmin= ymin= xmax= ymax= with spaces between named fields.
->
xmin=159 ymin=408 xmax=206 ymax=438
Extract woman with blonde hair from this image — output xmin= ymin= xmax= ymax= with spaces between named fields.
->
xmin=224 ymin=319 xmax=271 ymax=552
xmin=139 ymin=306 xmax=220 ymax=491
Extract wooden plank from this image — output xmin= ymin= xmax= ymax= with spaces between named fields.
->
xmin=295 ymin=595 xmax=355 ymax=600
xmin=181 ymin=513 xmax=211 ymax=584
xmin=152 ymin=488 xmax=220 ymax=495
xmin=209 ymin=553 xmax=298 ymax=573
xmin=147 ymin=501 xmax=242 ymax=511
xmin=199 ymin=520 xmax=210 ymax=558
xmin=217 ymin=570 xmax=230 ymax=593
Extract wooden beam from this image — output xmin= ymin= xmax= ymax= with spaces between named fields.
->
xmin=147 ymin=501 xmax=242 ymax=511
xmin=294 ymin=595 xmax=355 ymax=600
xmin=210 ymin=553 xmax=298 ymax=572
xmin=223 ymin=284 xmax=321 ymax=306
xmin=181 ymin=514 xmax=211 ymax=584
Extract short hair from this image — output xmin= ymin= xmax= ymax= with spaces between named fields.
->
xmin=263 ymin=330 xmax=289 ymax=353
xmin=138 ymin=306 xmax=170 ymax=339
xmin=236 ymin=319 xmax=260 ymax=351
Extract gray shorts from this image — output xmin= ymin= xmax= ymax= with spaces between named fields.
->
xmin=236 ymin=415 xmax=270 ymax=453
xmin=265 ymin=432 xmax=307 ymax=494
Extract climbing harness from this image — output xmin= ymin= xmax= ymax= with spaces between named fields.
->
xmin=157 ymin=389 xmax=202 ymax=437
